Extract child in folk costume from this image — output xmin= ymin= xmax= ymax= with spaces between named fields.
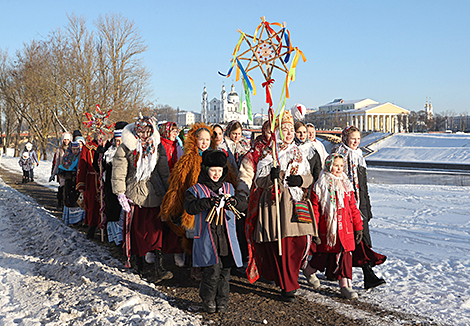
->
xmin=306 ymin=123 xmax=328 ymax=168
xmin=331 ymin=126 xmax=386 ymax=289
xmin=304 ymin=153 xmax=364 ymax=299
xmin=248 ymin=111 xmax=319 ymax=302
xmin=183 ymin=149 xmax=246 ymax=313
xmin=18 ymin=152 xmax=33 ymax=183
xmin=22 ymin=142 xmax=39 ymax=182
xmin=294 ymin=121 xmax=322 ymax=183
xmin=51 ymin=132 xmax=72 ymax=207
xmin=58 ymin=141 xmax=85 ymax=225
xmin=112 ymin=116 xmax=172 ymax=283
xmin=218 ymin=120 xmax=250 ymax=169
xmin=92 ymin=122 xmax=128 ymax=246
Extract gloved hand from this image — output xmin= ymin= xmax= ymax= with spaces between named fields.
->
xmin=226 ymin=196 xmax=238 ymax=208
xmin=118 ymin=193 xmax=132 ymax=213
xmin=286 ymin=175 xmax=303 ymax=187
xmin=210 ymin=196 xmax=221 ymax=208
xmin=49 ymin=175 xmax=55 ymax=182
xmin=313 ymin=236 xmax=321 ymax=245
xmin=354 ymin=230 xmax=363 ymax=244
xmin=270 ymin=166 xmax=280 ymax=182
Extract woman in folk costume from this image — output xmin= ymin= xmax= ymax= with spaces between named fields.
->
xmin=331 ymin=126 xmax=386 ymax=289
xmin=304 ymin=153 xmax=364 ymax=299
xmin=212 ymin=124 xmax=238 ymax=170
xmin=111 ymin=116 xmax=172 ymax=283
xmin=158 ymin=121 xmax=185 ymax=267
xmin=51 ymin=132 xmax=72 ymax=207
xmin=294 ymin=121 xmax=322 ymax=183
xmin=59 ymin=141 xmax=85 ymax=225
xmin=92 ymin=121 xmax=128 ymax=246
xmin=306 ymin=123 xmax=328 ymax=168
xmin=217 ymin=120 xmax=250 ymax=169
xmin=248 ymin=111 xmax=319 ymax=302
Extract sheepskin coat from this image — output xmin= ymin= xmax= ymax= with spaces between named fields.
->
xmin=111 ymin=120 xmax=170 ymax=208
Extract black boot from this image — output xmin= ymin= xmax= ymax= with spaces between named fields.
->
xmin=362 ymin=263 xmax=386 ymax=289
xmin=281 ymin=289 xmax=297 ymax=302
xmin=135 ymin=256 xmax=144 ymax=277
xmin=22 ymin=176 xmax=27 ymax=184
xmin=86 ymin=226 xmax=97 ymax=240
xmin=154 ymin=250 xmax=173 ymax=283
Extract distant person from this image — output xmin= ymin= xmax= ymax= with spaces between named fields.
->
xmin=18 ymin=152 xmax=33 ymax=183
xmin=295 ymin=121 xmax=322 ymax=183
xmin=304 ymin=153 xmax=364 ymax=299
xmin=72 ymin=129 xmax=83 ymax=141
xmin=332 ymin=126 xmax=387 ymax=289
xmin=58 ymin=141 xmax=85 ymax=225
xmin=218 ymin=120 xmax=250 ymax=169
xmin=306 ymin=123 xmax=328 ymax=167
xmin=22 ymin=142 xmax=39 ymax=181
xmin=183 ymin=149 xmax=246 ymax=313
xmin=51 ymin=132 xmax=72 ymax=208
xmin=212 ymin=124 xmax=237 ymax=176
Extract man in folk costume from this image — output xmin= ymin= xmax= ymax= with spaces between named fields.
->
xmin=331 ymin=126 xmax=386 ymax=289
xmin=112 ymin=116 xmax=172 ymax=283
xmin=248 ymin=111 xmax=319 ymax=302
xmin=76 ymin=109 xmax=111 ymax=240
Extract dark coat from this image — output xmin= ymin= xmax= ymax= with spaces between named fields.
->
xmin=357 ymin=165 xmax=373 ymax=247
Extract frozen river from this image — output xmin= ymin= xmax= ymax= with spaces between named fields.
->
xmin=368 ymin=167 xmax=470 ymax=186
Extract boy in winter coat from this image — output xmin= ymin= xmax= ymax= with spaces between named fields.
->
xmin=18 ymin=152 xmax=33 ymax=183
xmin=183 ymin=149 xmax=247 ymax=313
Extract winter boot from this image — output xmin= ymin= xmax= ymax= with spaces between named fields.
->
xmin=154 ymin=250 xmax=173 ymax=283
xmin=135 ymin=256 xmax=144 ymax=277
xmin=86 ymin=226 xmax=97 ymax=240
xmin=22 ymin=176 xmax=27 ymax=184
xmin=340 ymin=287 xmax=358 ymax=299
xmin=362 ymin=263 xmax=386 ymax=289
xmin=281 ymin=289 xmax=297 ymax=302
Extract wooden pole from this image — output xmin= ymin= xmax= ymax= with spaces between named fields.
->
xmin=98 ymin=153 xmax=105 ymax=242
xmin=273 ymin=162 xmax=282 ymax=256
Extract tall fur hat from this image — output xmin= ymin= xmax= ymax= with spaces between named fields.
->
xmin=202 ymin=149 xmax=227 ymax=168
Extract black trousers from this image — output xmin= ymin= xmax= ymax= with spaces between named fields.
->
xmin=199 ymin=256 xmax=233 ymax=308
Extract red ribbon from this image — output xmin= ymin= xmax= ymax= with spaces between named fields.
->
xmin=262 ymin=79 xmax=275 ymax=108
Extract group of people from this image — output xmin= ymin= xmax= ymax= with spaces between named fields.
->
xmin=46 ymin=110 xmax=386 ymax=313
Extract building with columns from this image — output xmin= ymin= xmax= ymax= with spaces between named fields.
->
xmin=311 ymin=98 xmax=410 ymax=132
xmin=201 ymin=85 xmax=250 ymax=125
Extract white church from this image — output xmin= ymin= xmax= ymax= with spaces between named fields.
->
xmin=201 ymin=85 xmax=250 ymax=125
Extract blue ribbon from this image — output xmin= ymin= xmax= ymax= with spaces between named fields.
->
xmin=236 ymin=59 xmax=253 ymax=92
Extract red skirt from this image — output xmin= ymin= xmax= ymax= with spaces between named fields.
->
xmin=83 ymin=174 xmax=101 ymax=227
xmin=161 ymin=223 xmax=183 ymax=254
xmin=258 ymin=236 xmax=308 ymax=292
xmin=124 ymin=206 xmax=164 ymax=257
xmin=352 ymin=241 xmax=387 ymax=267
xmin=309 ymin=250 xmax=353 ymax=280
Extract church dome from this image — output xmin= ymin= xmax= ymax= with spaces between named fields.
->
xmin=227 ymin=84 xmax=239 ymax=103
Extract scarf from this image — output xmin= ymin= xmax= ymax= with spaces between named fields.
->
xmin=255 ymin=141 xmax=308 ymax=201
xmin=314 ymin=170 xmax=354 ymax=248
xmin=332 ymin=142 xmax=366 ymax=207
xmin=134 ymin=117 xmax=157 ymax=182
xmin=158 ymin=121 xmax=177 ymax=140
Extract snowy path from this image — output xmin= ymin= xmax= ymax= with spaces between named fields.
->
xmin=0 ymin=180 xmax=201 ymax=325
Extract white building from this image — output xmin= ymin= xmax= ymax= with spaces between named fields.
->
xmin=424 ymin=99 xmax=433 ymax=119
xmin=177 ymin=111 xmax=201 ymax=127
xmin=201 ymin=85 xmax=250 ymax=125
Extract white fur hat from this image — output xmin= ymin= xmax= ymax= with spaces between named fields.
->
xmin=25 ymin=142 xmax=33 ymax=150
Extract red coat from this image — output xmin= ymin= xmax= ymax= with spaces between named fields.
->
xmin=311 ymin=190 xmax=363 ymax=253
xmin=76 ymin=140 xmax=102 ymax=227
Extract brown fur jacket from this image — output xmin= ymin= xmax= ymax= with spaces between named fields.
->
xmin=160 ymin=122 xmax=239 ymax=251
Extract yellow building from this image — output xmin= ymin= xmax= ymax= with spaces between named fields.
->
xmin=316 ymin=98 xmax=410 ymax=132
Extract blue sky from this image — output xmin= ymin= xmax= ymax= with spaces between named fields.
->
xmin=1 ymin=0 xmax=469 ymax=115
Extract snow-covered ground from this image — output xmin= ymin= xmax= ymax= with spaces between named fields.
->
xmin=1 ymin=141 xmax=470 ymax=325
xmin=366 ymin=133 xmax=470 ymax=164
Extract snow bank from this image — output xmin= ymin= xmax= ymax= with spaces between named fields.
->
xmin=367 ymin=133 xmax=470 ymax=163
xmin=0 ymin=179 xmax=201 ymax=325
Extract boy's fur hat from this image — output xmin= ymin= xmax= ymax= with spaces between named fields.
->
xmin=202 ymin=149 xmax=227 ymax=168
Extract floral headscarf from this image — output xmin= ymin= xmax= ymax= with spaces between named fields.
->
xmin=134 ymin=116 xmax=155 ymax=159
xmin=158 ymin=122 xmax=177 ymax=140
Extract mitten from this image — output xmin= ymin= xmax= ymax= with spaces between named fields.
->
xmin=118 ymin=193 xmax=131 ymax=213
xmin=226 ymin=196 xmax=238 ymax=207
xmin=313 ymin=236 xmax=321 ymax=245
xmin=210 ymin=196 xmax=221 ymax=208
xmin=354 ymin=230 xmax=363 ymax=244
xmin=49 ymin=175 xmax=55 ymax=182
xmin=270 ymin=166 xmax=280 ymax=182
xmin=286 ymin=175 xmax=303 ymax=187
